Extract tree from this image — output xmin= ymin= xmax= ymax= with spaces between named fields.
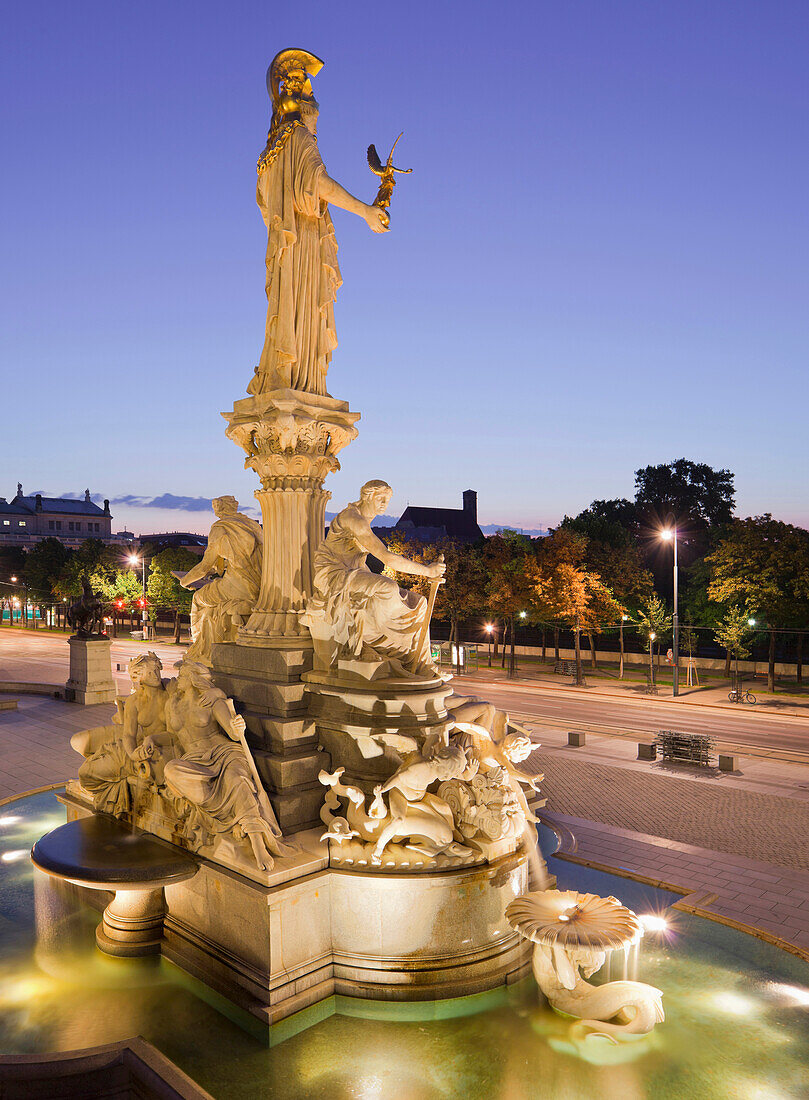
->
xmin=714 ymin=606 xmax=755 ymax=688
xmin=560 ymin=509 xmax=653 ymax=614
xmin=55 ymin=539 xmax=119 ymax=600
xmin=485 ymin=531 xmax=544 ymax=677
xmin=23 ymin=538 xmax=71 ymax=605
xmin=707 ymin=516 xmax=809 ymax=691
xmin=95 ymin=569 xmax=145 ymax=634
xmin=147 ymin=548 xmax=199 ymax=642
xmin=633 ymin=594 xmax=672 ymax=688
xmin=634 ymin=459 xmax=735 ymax=532
xmin=537 ymin=529 xmax=624 ymax=684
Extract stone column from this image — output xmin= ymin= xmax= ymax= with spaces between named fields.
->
xmin=218 ymin=388 xmax=359 ymax=833
xmin=223 ymin=388 xmax=359 ymax=649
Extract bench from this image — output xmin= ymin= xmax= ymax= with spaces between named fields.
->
xmin=654 ymin=729 xmax=716 ymax=767
xmin=555 ymin=660 xmax=586 ymax=686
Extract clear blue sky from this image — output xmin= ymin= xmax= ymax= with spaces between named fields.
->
xmin=2 ymin=1 xmax=807 ymax=535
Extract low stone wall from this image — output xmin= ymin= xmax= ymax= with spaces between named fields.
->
xmin=477 ymin=643 xmax=798 ymax=677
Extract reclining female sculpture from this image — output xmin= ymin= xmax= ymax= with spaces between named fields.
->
xmin=162 ymin=661 xmax=284 ymax=871
xmin=72 ymin=652 xmax=174 ymax=815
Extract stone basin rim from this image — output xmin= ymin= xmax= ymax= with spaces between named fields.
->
xmin=31 ymin=814 xmax=199 ymax=890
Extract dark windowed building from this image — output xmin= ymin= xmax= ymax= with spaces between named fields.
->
xmin=0 ymin=485 xmax=113 ymax=549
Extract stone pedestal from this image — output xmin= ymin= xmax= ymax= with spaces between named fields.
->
xmin=304 ymin=667 xmax=453 ymax=783
xmin=211 ymin=641 xmax=325 ymax=833
xmin=223 ymin=388 xmax=359 ymax=649
xmin=65 ymin=636 xmax=116 ymax=705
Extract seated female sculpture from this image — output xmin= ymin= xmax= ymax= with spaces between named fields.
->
xmin=304 ymin=480 xmax=445 ymax=676
xmin=180 ymin=496 xmax=263 ymax=664
xmin=73 ymin=652 xmax=173 ymax=815
xmin=162 ymin=661 xmax=284 ymax=871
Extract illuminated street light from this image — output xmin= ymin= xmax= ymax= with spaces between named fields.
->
xmin=649 ymin=631 xmax=656 ymax=690
xmin=747 ymin=617 xmax=756 ymax=627
xmin=485 ymin=623 xmax=494 ymax=667
xmin=128 ymin=554 xmax=148 ymax=638
xmin=659 ymin=526 xmax=679 ymax=697
xmin=619 ymin=613 xmax=629 ymax=679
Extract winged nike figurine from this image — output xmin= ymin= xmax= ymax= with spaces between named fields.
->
xmin=367 ymin=132 xmax=412 ymax=219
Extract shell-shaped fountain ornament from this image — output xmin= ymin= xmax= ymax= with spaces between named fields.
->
xmin=506 ymin=891 xmax=664 ymax=1042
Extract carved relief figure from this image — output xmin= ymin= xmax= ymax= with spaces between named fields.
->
xmin=250 ymin=48 xmax=389 ymax=398
xmin=318 ymin=741 xmax=478 ymax=868
xmin=304 ymin=480 xmax=445 ymax=675
xmin=72 ymin=652 xmax=174 ymax=815
xmin=370 ymin=742 xmax=476 ymax=864
xmin=531 ymin=941 xmax=664 ymax=1040
xmin=163 ymin=662 xmax=284 ymax=871
xmin=179 ymin=496 xmax=263 ymax=663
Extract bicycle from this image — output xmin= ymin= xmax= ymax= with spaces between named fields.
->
xmin=728 ymin=688 xmax=756 ymax=704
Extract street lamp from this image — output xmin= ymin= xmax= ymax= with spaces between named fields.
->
xmin=649 ymin=631 xmax=656 ymax=691
xmin=619 ymin=614 xmax=628 ymax=680
xmin=660 ymin=527 xmax=679 ymax=697
xmin=129 ymin=554 xmax=148 ymax=637
xmin=485 ymin=623 xmax=493 ymax=667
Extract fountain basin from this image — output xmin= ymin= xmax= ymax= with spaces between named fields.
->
xmin=7 ymin=790 xmax=809 ymax=1098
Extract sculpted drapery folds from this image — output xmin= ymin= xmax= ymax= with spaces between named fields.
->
xmin=249 ymin=48 xmax=388 ymax=398
xmin=180 ymin=496 xmax=263 ymax=664
xmin=304 ymin=480 xmax=446 ymax=675
xmin=163 ymin=661 xmax=284 ymax=872
xmin=72 ymin=652 xmax=174 ymax=816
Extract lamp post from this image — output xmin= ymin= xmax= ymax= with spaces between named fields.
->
xmin=485 ymin=623 xmax=493 ymax=667
xmin=649 ymin=630 xmax=656 ymax=691
xmin=619 ymin=614 xmax=628 ymax=679
xmin=129 ymin=554 xmax=148 ymax=638
xmin=661 ymin=527 xmax=679 ymax=697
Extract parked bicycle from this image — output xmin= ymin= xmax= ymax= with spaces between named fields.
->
xmin=728 ymin=687 xmax=756 ymax=704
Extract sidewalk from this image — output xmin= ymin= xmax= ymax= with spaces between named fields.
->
xmin=461 ymin=661 xmax=809 ymax=718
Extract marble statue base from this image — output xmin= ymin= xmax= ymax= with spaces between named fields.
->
xmin=65 ymin=637 xmax=117 ymax=706
xmin=211 ymin=641 xmax=325 ymax=833
xmin=162 ymin=838 xmax=531 ymax=1024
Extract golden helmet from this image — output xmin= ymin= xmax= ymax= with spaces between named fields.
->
xmin=266 ymin=48 xmax=324 ymax=117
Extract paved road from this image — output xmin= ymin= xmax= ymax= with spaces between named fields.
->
xmin=2 ymin=631 xmax=808 ymax=756
xmin=0 ymin=630 xmax=183 ymax=692
xmin=453 ymin=673 xmax=809 ymax=757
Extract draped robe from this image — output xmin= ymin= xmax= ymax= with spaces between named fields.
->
xmin=249 ymin=125 xmax=341 ymax=397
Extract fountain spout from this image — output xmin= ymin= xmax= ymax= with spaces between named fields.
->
xmin=506 ymin=890 xmax=664 ymax=1042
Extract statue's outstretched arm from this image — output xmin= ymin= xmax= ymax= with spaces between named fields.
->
xmin=319 ymin=173 xmax=389 ymax=234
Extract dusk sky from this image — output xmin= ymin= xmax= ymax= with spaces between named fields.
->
xmin=2 ymin=1 xmax=807 ymax=536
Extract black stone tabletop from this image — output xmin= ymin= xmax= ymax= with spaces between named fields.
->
xmin=31 ymin=815 xmax=198 ymax=889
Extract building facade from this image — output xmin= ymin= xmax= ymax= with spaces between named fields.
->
xmin=0 ymin=485 xmax=113 ymax=549
xmin=393 ymin=489 xmax=483 ymax=543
